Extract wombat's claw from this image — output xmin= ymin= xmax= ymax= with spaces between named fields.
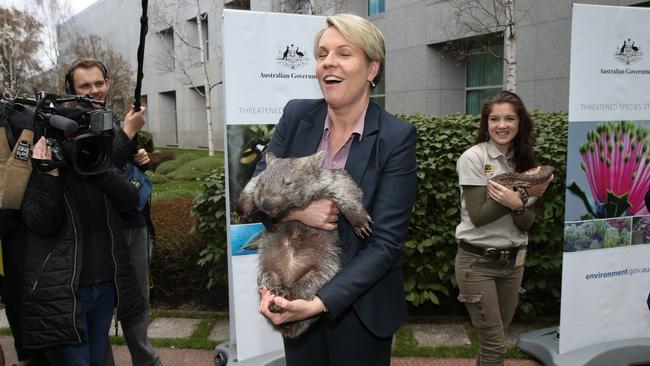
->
xmin=269 ymin=303 xmax=285 ymax=314
xmin=352 ymin=214 xmax=373 ymax=238
xmin=270 ymin=287 xmax=288 ymax=297
xmin=353 ymin=224 xmax=372 ymax=238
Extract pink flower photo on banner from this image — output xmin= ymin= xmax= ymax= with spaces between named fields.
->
xmin=568 ymin=121 xmax=650 ymax=218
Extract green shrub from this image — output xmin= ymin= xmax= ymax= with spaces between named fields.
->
xmin=192 ymin=169 xmax=228 ymax=289
xmin=146 ymin=170 xmax=170 ymax=184
xmin=400 ymin=110 xmax=567 ymax=318
xmin=167 ymin=156 xmax=223 ymax=180
xmin=156 ymin=154 xmax=200 ymax=175
xmin=137 ymin=130 xmax=155 ymax=152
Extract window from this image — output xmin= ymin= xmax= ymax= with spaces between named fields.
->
xmin=370 ymin=75 xmax=385 ymax=110
xmin=368 ymin=0 xmax=384 ymax=16
xmin=225 ymin=0 xmax=250 ymax=9
xmin=465 ymin=38 xmax=504 ymax=115
xmin=189 ymin=14 xmax=209 ymax=61
xmin=159 ymin=27 xmax=175 ymax=69
xmin=202 ymin=15 xmax=209 ymax=61
xmin=159 ymin=91 xmax=178 ymax=146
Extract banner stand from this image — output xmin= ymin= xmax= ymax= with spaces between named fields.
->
xmin=518 ymin=327 xmax=650 ymax=366
xmin=213 ymin=342 xmax=285 ymax=366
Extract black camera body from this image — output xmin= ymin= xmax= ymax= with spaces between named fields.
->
xmin=12 ymin=92 xmax=116 ymax=176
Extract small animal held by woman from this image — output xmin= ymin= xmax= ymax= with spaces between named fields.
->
xmin=238 ymin=151 xmax=372 ymax=337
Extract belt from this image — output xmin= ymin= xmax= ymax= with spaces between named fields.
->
xmin=458 ymin=240 xmax=524 ymax=262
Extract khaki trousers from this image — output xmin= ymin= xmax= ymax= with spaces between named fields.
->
xmin=455 ymin=247 xmax=524 ymax=366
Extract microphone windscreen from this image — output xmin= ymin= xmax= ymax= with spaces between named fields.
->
xmin=47 ymin=114 xmax=79 ymax=133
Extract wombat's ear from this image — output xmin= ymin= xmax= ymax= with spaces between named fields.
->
xmin=266 ymin=152 xmax=277 ymax=164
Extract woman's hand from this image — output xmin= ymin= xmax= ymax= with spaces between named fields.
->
xmin=258 ymin=287 xmax=326 ymax=325
xmin=527 ymin=174 xmax=554 ymax=197
xmin=488 ymin=180 xmax=523 ymax=209
xmin=283 ymin=199 xmax=339 ymax=230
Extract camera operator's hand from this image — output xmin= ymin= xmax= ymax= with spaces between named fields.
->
xmin=32 ymin=137 xmax=58 ymax=176
xmin=133 ymin=148 xmax=150 ymax=168
xmin=123 ymin=105 xmax=146 ymax=140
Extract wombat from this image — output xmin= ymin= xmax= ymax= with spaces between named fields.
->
xmin=238 ymin=151 xmax=372 ymax=338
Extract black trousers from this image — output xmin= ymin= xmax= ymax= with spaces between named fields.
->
xmin=283 ymin=307 xmax=392 ymax=366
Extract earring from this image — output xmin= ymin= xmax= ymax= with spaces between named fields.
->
xmin=370 ymin=80 xmax=376 ymax=88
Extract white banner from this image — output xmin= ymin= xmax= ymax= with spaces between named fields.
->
xmin=562 ymin=4 xmax=650 ymax=354
xmin=222 ymin=10 xmax=324 ymax=362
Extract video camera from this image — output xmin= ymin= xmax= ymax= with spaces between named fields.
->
xmin=10 ymin=91 xmax=116 ymax=176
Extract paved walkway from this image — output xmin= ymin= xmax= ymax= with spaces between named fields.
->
xmin=0 ymin=309 xmax=541 ymax=365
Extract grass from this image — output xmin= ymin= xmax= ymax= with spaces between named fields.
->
xmin=391 ymin=318 xmax=555 ymax=359
xmin=108 ymin=309 xmax=225 ymax=350
xmin=152 ymin=180 xmax=204 ymax=201
xmin=150 ymin=148 xmax=225 ymax=201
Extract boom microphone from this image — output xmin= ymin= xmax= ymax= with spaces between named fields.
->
xmin=45 ymin=113 xmax=78 ymax=132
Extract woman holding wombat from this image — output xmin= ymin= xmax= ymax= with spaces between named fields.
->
xmin=455 ymin=91 xmax=553 ymax=366
xmin=255 ymin=13 xmax=417 ymax=366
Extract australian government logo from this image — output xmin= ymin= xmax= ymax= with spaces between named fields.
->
xmin=277 ymin=43 xmax=308 ymax=69
xmin=615 ymin=38 xmax=642 ymax=65
xmin=601 ymin=38 xmax=649 ymax=75
xmin=259 ymin=43 xmax=317 ymax=80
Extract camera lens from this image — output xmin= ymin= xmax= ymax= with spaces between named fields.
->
xmin=76 ymin=137 xmax=107 ymax=171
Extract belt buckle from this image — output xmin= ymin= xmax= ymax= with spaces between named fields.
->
xmin=484 ymin=248 xmax=498 ymax=261
xmin=484 ymin=247 xmax=508 ymax=261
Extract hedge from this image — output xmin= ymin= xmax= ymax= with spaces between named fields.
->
xmin=190 ymin=110 xmax=569 ymax=317
xmin=150 ymin=197 xmax=215 ymax=308
xmin=400 ymin=110 xmax=567 ymax=318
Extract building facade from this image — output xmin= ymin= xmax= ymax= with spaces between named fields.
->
xmin=59 ymin=0 xmax=649 ymax=150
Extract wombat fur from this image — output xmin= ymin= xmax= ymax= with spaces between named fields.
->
xmin=238 ymin=151 xmax=372 ymax=338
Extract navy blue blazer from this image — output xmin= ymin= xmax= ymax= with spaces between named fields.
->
xmin=256 ymin=98 xmax=417 ymax=337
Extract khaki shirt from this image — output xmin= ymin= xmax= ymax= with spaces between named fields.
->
xmin=455 ymin=140 xmax=528 ymax=248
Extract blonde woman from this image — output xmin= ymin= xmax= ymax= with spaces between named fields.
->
xmin=256 ymin=14 xmax=417 ymax=366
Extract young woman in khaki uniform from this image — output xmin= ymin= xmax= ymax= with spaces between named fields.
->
xmin=454 ymin=91 xmax=553 ymax=366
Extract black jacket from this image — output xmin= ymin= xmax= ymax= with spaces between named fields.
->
xmin=0 ymin=209 xmax=24 ymax=303
xmin=20 ymin=169 xmax=144 ymax=350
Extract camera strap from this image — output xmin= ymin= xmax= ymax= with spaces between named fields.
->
xmin=31 ymin=157 xmax=65 ymax=172
xmin=0 ymin=101 xmax=18 ymax=149
xmin=0 ymin=128 xmax=34 ymax=209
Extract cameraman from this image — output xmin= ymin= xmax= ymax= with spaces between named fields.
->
xmin=21 ymin=135 xmax=144 ymax=365
xmin=65 ymin=58 xmax=161 ymax=366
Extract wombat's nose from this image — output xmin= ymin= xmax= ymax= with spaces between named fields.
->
xmin=262 ymin=198 xmax=275 ymax=211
